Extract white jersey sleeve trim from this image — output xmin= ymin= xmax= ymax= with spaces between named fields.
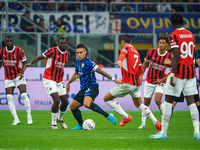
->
xmin=22 ymin=59 xmax=27 ymax=62
xmin=42 ymin=53 xmax=47 ymax=58
xmin=171 ymin=45 xmax=179 ymax=48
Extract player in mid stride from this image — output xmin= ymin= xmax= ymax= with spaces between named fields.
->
xmin=66 ymin=44 xmax=121 ymax=130
xmin=138 ymin=37 xmax=171 ymax=129
xmin=0 ymin=36 xmax=32 ymax=125
xmin=104 ymin=34 xmax=162 ymax=132
xmin=150 ymin=13 xmax=200 ymax=140
xmin=21 ymin=37 xmax=69 ymax=129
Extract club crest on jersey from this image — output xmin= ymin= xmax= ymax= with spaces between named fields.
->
xmin=49 ymin=87 xmax=52 ymax=91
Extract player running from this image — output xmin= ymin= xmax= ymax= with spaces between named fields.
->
xmin=150 ymin=13 xmax=200 ymax=140
xmin=66 ymin=43 xmax=121 ymax=130
xmin=0 ymin=36 xmax=32 ymax=125
xmin=138 ymin=37 xmax=171 ymax=129
xmin=104 ymin=34 xmax=162 ymax=132
xmin=21 ymin=37 xmax=69 ymax=129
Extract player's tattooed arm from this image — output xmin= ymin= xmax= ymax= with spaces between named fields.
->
xmin=96 ymin=67 xmax=121 ymax=84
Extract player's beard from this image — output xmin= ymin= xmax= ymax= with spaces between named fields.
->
xmin=7 ymin=45 xmax=13 ymax=50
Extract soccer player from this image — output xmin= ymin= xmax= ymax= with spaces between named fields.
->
xmin=21 ymin=37 xmax=69 ymax=129
xmin=66 ymin=43 xmax=121 ymax=130
xmin=164 ymin=50 xmax=200 ymax=120
xmin=103 ymin=34 xmax=162 ymax=131
xmin=138 ymin=37 xmax=171 ymax=129
xmin=0 ymin=36 xmax=32 ymax=125
xmin=150 ymin=13 xmax=200 ymax=140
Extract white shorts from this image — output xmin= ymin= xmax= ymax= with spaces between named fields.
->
xmin=144 ymin=81 xmax=165 ymax=98
xmin=4 ymin=76 xmax=26 ymax=88
xmin=110 ymin=83 xmax=141 ymax=98
xmin=165 ymin=76 xmax=198 ymax=97
xmin=43 ymin=78 xmax=66 ymax=96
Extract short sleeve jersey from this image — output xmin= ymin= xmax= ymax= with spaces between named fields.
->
xmin=145 ymin=48 xmax=171 ymax=84
xmin=42 ymin=46 xmax=70 ymax=83
xmin=75 ymin=57 xmax=99 ymax=90
xmin=168 ymin=28 xmax=196 ymax=79
xmin=120 ymin=45 xmax=143 ymax=86
xmin=0 ymin=46 xmax=27 ymax=80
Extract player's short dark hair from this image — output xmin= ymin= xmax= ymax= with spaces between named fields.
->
xmin=158 ymin=37 xmax=168 ymax=43
xmin=5 ymin=35 xmax=13 ymax=41
xmin=76 ymin=43 xmax=85 ymax=49
xmin=121 ymin=34 xmax=132 ymax=43
xmin=58 ymin=37 xmax=66 ymax=42
xmin=171 ymin=13 xmax=183 ymax=26
xmin=24 ymin=10 xmax=30 ymax=15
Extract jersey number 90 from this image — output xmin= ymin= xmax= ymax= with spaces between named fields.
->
xmin=180 ymin=41 xmax=194 ymax=59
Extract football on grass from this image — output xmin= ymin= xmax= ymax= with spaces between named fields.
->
xmin=83 ymin=119 xmax=95 ymax=130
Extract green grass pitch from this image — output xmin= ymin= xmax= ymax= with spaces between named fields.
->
xmin=0 ymin=110 xmax=200 ymax=150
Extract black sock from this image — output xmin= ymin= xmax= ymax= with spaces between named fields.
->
xmin=197 ymin=105 xmax=200 ymax=121
xmin=89 ymin=102 xmax=109 ymax=118
xmin=72 ymin=109 xmax=83 ymax=126
xmin=170 ymin=107 xmax=174 ymax=120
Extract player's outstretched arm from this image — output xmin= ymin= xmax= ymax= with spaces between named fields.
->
xmin=19 ymin=54 xmax=45 ymax=79
xmin=115 ymin=61 xmax=123 ymax=68
xmin=96 ymin=67 xmax=121 ymax=84
xmin=66 ymin=71 xmax=79 ymax=94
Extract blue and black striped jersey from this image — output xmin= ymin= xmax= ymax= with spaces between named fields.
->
xmin=75 ymin=57 xmax=99 ymax=90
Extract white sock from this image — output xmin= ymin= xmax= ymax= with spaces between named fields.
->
xmin=188 ymin=103 xmax=199 ymax=135
xmin=58 ymin=111 xmax=65 ymax=121
xmin=52 ymin=112 xmax=57 ymax=125
xmin=139 ymin=104 xmax=157 ymax=124
xmin=106 ymin=100 xmax=128 ymax=119
xmin=21 ymin=93 xmax=32 ymax=119
xmin=158 ymin=103 xmax=164 ymax=116
xmin=141 ymin=111 xmax=147 ymax=126
xmin=161 ymin=101 xmax=172 ymax=135
xmin=7 ymin=94 xmax=19 ymax=121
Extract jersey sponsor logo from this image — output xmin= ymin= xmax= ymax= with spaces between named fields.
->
xmin=179 ymin=34 xmax=192 ymax=38
xmin=54 ymin=60 xmax=65 ymax=69
xmin=3 ymin=60 xmax=17 ymax=66
xmin=150 ymin=62 xmax=165 ymax=71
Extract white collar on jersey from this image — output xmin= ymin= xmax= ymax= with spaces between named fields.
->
xmin=157 ymin=48 xmax=167 ymax=56
xmin=57 ymin=46 xmax=66 ymax=54
xmin=6 ymin=46 xmax=15 ymax=52
xmin=177 ymin=27 xmax=185 ymax=30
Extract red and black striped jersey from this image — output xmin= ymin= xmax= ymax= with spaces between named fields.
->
xmin=119 ymin=45 xmax=143 ymax=86
xmin=168 ymin=28 xmax=196 ymax=79
xmin=145 ymin=48 xmax=171 ymax=84
xmin=42 ymin=46 xmax=70 ymax=83
xmin=0 ymin=46 xmax=27 ymax=80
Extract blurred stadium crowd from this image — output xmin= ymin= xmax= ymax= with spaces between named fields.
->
xmin=0 ymin=0 xmax=200 ymax=12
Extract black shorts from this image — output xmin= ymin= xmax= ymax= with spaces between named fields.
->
xmin=174 ymin=86 xmax=199 ymax=103
xmin=74 ymin=84 xmax=99 ymax=105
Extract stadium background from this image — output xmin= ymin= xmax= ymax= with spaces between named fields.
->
xmin=0 ymin=0 xmax=200 ymax=111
